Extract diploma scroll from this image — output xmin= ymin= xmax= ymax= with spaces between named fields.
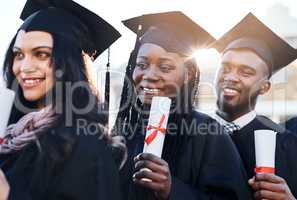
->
xmin=143 ymin=96 xmax=171 ymax=157
xmin=141 ymin=97 xmax=171 ymax=182
xmin=254 ymin=130 xmax=277 ymax=174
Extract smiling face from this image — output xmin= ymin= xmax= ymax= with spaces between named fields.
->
xmin=215 ymin=49 xmax=271 ymax=119
xmin=12 ymin=30 xmax=54 ymax=106
xmin=133 ymin=43 xmax=187 ymax=105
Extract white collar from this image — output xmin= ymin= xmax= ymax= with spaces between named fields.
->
xmin=211 ymin=110 xmax=257 ymax=130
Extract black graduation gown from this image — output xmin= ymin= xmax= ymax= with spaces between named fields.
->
xmin=231 ymin=115 xmax=297 ymax=197
xmin=0 ymin=123 xmax=122 ymax=200
xmin=283 ymin=117 xmax=297 ymax=134
xmin=120 ymin=110 xmax=252 ymax=200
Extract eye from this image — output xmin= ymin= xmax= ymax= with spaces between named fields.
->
xmin=221 ymin=65 xmax=231 ymax=73
xmin=35 ymin=51 xmax=51 ymax=60
xmin=159 ymin=63 xmax=174 ymax=73
xmin=239 ymin=68 xmax=255 ymax=77
xmin=13 ymin=51 xmax=24 ymax=60
xmin=135 ymin=62 xmax=148 ymax=70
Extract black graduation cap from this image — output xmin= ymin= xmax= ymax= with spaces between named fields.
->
xmin=112 ymin=11 xmax=216 ymax=135
xmin=122 ymin=11 xmax=215 ymax=57
xmin=212 ymin=12 xmax=297 ymax=75
xmin=19 ymin=0 xmax=121 ymax=60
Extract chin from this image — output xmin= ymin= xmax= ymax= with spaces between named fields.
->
xmin=23 ymin=92 xmax=44 ymax=102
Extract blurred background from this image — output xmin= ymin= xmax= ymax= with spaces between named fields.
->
xmin=1 ymin=0 xmax=297 ymax=128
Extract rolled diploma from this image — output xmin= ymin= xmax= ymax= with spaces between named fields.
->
xmin=141 ymin=96 xmax=171 ymax=181
xmin=254 ymin=130 xmax=277 ymax=174
xmin=0 ymin=88 xmax=15 ymax=141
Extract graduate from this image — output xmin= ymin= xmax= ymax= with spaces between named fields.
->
xmin=212 ymin=13 xmax=297 ymax=199
xmin=0 ymin=0 xmax=125 ymax=199
xmin=113 ymin=11 xmax=252 ymax=200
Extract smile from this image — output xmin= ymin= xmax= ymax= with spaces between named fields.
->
xmin=224 ymin=88 xmax=238 ymax=94
xmin=22 ymin=78 xmax=45 ymax=88
xmin=141 ymin=87 xmax=161 ymax=94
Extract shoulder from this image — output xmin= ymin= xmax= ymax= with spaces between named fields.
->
xmin=255 ymin=115 xmax=286 ymax=133
xmin=190 ymin=111 xmax=236 ymax=152
xmin=283 ymin=117 xmax=297 ymax=134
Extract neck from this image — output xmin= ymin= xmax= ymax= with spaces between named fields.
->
xmin=216 ymin=109 xmax=253 ymax=122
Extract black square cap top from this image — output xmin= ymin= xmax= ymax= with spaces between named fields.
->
xmin=122 ymin=11 xmax=215 ymax=57
xmin=212 ymin=12 xmax=297 ymax=75
xmin=19 ymin=0 xmax=121 ymax=60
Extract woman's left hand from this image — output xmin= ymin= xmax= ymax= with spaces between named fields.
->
xmin=133 ymin=153 xmax=171 ymax=200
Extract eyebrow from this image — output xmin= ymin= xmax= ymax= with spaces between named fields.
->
xmin=12 ymin=46 xmax=53 ymax=51
xmin=159 ymin=57 xmax=174 ymax=62
xmin=222 ymin=61 xmax=256 ymax=71
xmin=137 ymin=56 xmax=148 ymax=60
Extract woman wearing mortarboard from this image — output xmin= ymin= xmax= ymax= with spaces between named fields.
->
xmin=0 ymin=0 xmax=125 ymax=199
xmin=112 ymin=11 xmax=252 ymax=200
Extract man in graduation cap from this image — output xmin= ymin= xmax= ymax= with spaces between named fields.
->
xmin=212 ymin=13 xmax=297 ymax=199
xmin=114 ymin=11 xmax=252 ymax=200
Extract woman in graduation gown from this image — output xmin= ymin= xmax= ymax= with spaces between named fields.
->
xmin=0 ymin=0 xmax=125 ymax=199
xmin=113 ymin=11 xmax=252 ymax=200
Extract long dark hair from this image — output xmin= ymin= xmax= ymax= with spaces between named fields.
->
xmin=3 ymin=32 xmax=106 ymax=125
xmin=2 ymin=31 xmax=127 ymax=195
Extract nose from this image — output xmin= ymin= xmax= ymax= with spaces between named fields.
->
xmin=19 ymin=56 xmax=36 ymax=73
xmin=222 ymin=69 xmax=240 ymax=83
xmin=143 ymin=65 xmax=160 ymax=81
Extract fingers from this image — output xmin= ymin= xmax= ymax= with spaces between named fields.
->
xmin=249 ymin=179 xmax=287 ymax=193
xmin=249 ymin=174 xmax=294 ymax=200
xmin=134 ymin=153 xmax=167 ymax=166
xmin=255 ymin=173 xmax=285 ymax=184
xmin=254 ymin=189 xmax=286 ymax=200
xmin=134 ymin=177 xmax=166 ymax=192
xmin=133 ymin=169 xmax=168 ymax=183
xmin=134 ymin=159 xmax=168 ymax=175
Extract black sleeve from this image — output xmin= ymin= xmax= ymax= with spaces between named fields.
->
xmin=49 ymin=134 xmax=123 ymax=200
xmin=197 ymin=133 xmax=253 ymax=200
xmin=167 ymin=134 xmax=252 ymax=200
xmin=169 ymin=176 xmax=208 ymax=200
xmin=167 ymin=114 xmax=252 ymax=200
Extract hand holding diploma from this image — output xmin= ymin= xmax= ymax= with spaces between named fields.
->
xmin=248 ymin=130 xmax=296 ymax=200
xmin=133 ymin=97 xmax=172 ymax=200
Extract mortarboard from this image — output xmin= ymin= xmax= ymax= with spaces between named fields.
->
xmin=122 ymin=11 xmax=215 ymax=57
xmin=212 ymin=13 xmax=297 ymax=75
xmin=19 ymin=0 xmax=121 ymax=60
xmin=113 ymin=11 xmax=216 ymax=134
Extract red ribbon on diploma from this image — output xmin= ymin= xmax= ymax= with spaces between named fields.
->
xmin=145 ymin=114 xmax=166 ymax=145
xmin=254 ymin=166 xmax=275 ymax=174
xmin=0 ymin=138 xmax=4 ymax=144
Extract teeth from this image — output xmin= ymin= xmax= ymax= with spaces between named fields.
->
xmin=143 ymin=87 xmax=160 ymax=93
xmin=224 ymin=88 xmax=238 ymax=94
xmin=23 ymin=78 xmax=43 ymax=86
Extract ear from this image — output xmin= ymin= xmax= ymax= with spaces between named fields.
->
xmin=259 ymin=79 xmax=271 ymax=95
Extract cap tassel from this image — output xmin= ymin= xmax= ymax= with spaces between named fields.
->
xmin=104 ymin=48 xmax=111 ymax=127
